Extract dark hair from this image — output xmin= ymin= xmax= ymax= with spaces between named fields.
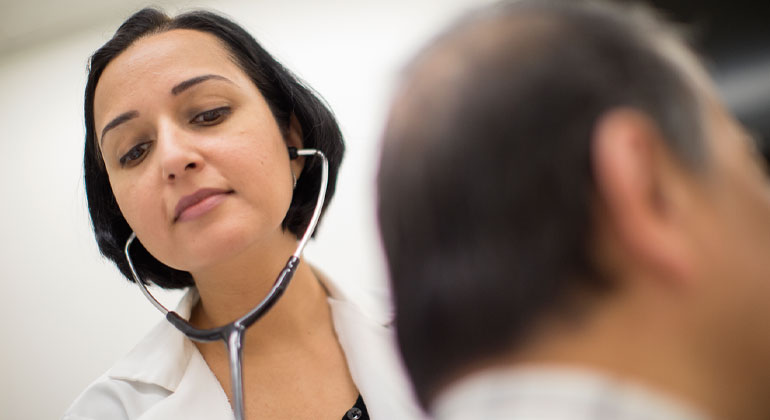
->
xmin=377 ymin=0 xmax=707 ymax=406
xmin=84 ymin=8 xmax=344 ymax=289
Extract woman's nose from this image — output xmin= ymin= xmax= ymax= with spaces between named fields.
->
xmin=157 ymin=127 xmax=204 ymax=181
xmin=165 ymin=161 xmax=198 ymax=181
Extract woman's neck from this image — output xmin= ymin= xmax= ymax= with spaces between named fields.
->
xmin=188 ymin=230 xmax=331 ymax=354
xmin=185 ymin=230 xmax=359 ymax=415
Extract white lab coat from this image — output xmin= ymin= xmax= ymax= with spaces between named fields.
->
xmin=63 ymin=274 xmax=426 ymax=420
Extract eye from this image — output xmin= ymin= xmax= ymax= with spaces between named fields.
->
xmin=191 ymin=106 xmax=231 ymax=126
xmin=119 ymin=142 xmax=151 ymax=167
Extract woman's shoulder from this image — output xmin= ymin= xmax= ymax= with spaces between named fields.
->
xmin=314 ymin=266 xmax=395 ymax=326
xmin=63 ymin=372 xmax=171 ymax=420
xmin=62 ymin=289 xmax=203 ymax=420
xmin=316 ymin=271 xmax=429 ymax=420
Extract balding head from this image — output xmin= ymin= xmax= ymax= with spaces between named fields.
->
xmin=378 ymin=0 xmax=717 ymax=407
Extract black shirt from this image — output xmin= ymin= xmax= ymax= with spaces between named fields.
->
xmin=342 ymin=395 xmax=369 ymax=420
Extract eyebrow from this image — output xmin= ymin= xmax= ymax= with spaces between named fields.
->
xmin=171 ymin=74 xmax=232 ymax=96
xmin=100 ymin=110 xmax=139 ymax=145
xmin=99 ymin=74 xmax=233 ymax=146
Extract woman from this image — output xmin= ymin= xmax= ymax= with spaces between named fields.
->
xmin=64 ymin=8 xmax=422 ymax=420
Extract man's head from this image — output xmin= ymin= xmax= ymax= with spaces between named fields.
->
xmin=377 ymin=0 xmax=770 ymax=416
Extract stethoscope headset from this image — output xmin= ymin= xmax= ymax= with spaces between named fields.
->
xmin=124 ymin=146 xmax=328 ymax=420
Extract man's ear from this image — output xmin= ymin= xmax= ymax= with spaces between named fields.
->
xmin=591 ymin=108 xmax=694 ymax=288
xmin=286 ymin=114 xmax=305 ymax=176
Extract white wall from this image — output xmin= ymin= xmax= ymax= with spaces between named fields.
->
xmin=0 ymin=1 xmax=493 ymax=418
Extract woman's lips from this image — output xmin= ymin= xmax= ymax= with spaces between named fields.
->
xmin=174 ymin=188 xmax=232 ymax=223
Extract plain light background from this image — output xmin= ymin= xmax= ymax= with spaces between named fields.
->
xmin=0 ymin=1 xmax=494 ymax=418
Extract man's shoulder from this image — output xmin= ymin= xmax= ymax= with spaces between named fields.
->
xmin=432 ymin=367 xmax=708 ymax=420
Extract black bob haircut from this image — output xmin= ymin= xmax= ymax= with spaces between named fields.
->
xmin=84 ymin=8 xmax=344 ymax=289
xmin=377 ymin=0 xmax=707 ymax=407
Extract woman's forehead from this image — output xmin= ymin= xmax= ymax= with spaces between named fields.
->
xmin=93 ymin=29 xmax=248 ymax=124
xmin=105 ymin=29 xmax=237 ymax=82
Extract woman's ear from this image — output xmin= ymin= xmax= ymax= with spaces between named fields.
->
xmin=286 ymin=114 xmax=305 ymax=149
xmin=286 ymin=114 xmax=306 ymax=177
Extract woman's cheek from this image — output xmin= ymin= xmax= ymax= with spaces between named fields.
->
xmin=115 ymin=181 xmax=160 ymax=238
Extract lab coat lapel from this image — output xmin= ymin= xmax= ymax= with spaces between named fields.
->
xmin=137 ymin=347 xmax=234 ymax=420
xmin=326 ymin=287 xmax=428 ymax=420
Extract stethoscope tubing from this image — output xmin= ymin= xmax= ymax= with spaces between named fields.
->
xmin=124 ymin=148 xmax=329 ymax=420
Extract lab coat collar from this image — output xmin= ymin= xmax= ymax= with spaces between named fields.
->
xmin=105 ymin=274 xmax=424 ymax=420
xmin=107 ymin=289 xmax=198 ymax=393
xmin=317 ymin=268 xmax=425 ymax=419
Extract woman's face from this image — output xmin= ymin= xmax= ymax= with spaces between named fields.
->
xmin=93 ymin=29 xmax=302 ymax=273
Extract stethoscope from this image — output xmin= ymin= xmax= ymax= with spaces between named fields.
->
xmin=124 ymin=147 xmax=328 ymax=420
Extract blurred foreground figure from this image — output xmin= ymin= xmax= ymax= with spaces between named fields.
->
xmin=377 ymin=1 xmax=770 ymax=419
